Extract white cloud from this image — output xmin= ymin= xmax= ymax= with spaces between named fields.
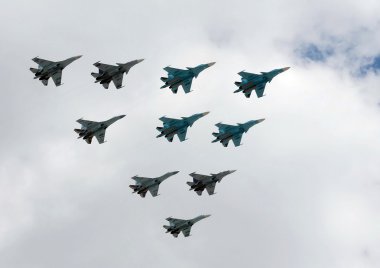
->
xmin=0 ymin=0 xmax=379 ymax=267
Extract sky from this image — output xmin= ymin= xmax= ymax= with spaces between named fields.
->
xmin=0 ymin=0 xmax=379 ymax=267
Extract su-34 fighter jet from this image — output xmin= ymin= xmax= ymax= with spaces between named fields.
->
xmin=234 ymin=67 xmax=290 ymax=98
xmin=156 ymin=112 xmax=209 ymax=142
xmin=160 ymin=62 xmax=215 ymax=94
xmin=212 ymin=119 xmax=265 ymax=147
xmin=74 ymin=115 xmax=125 ymax=144
xmin=163 ymin=215 xmax=210 ymax=237
xmin=187 ymin=170 xmax=236 ymax=196
xmin=91 ymin=59 xmax=144 ymax=89
xmin=30 ymin=55 xmax=82 ymax=86
xmin=129 ymin=171 xmax=179 ymax=198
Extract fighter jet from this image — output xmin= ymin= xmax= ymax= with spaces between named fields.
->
xmin=234 ymin=67 xmax=290 ymax=98
xmin=156 ymin=112 xmax=209 ymax=142
xmin=160 ymin=62 xmax=215 ymax=94
xmin=129 ymin=171 xmax=179 ymax=198
xmin=30 ymin=55 xmax=82 ymax=86
xmin=187 ymin=170 xmax=236 ymax=196
xmin=91 ymin=59 xmax=144 ymax=89
xmin=163 ymin=215 xmax=210 ymax=237
xmin=212 ymin=119 xmax=265 ymax=147
xmin=74 ymin=115 xmax=125 ymax=144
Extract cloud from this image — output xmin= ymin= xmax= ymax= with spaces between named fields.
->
xmin=0 ymin=0 xmax=379 ymax=268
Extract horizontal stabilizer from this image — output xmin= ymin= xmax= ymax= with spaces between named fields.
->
xmin=234 ymin=81 xmax=241 ymax=86
xmin=129 ymin=185 xmax=138 ymax=190
xmin=91 ymin=72 xmax=100 ymax=78
xmin=74 ymin=129 xmax=84 ymax=134
xmin=234 ymin=88 xmax=243 ymax=93
xmin=160 ymin=77 xmax=168 ymax=82
xmin=163 ymin=225 xmax=170 ymax=230
xmin=156 ymin=127 xmax=163 ymax=131
xmin=30 ymin=68 xmax=38 ymax=73
xmin=212 ymin=132 xmax=219 ymax=137
xmin=187 ymin=182 xmax=194 ymax=187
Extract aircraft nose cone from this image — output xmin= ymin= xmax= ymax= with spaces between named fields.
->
xmin=118 ymin=114 xmax=126 ymax=119
xmin=203 ymin=214 xmax=211 ymax=218
xmin=202 ymin=111 xmax=210 ymax=117
xmin=207 ymin=62 xmax=216 ymax=67
xmin=75 ymin=55 xmax=82 ymax=59
xmin=282 ymin=67 xmax=290 ymax=71
xmin=172 ymin=171 xmax=180 ymax=175
xmin=229 ymin=170 xmax=237 ymax=174
xmin=257 ymin=118 xmax=265 ymax=123
xmin=137 ymin=59 xmax=144 ymax=63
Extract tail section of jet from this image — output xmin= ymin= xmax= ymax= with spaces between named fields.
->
xmin=91 ymin=72 xmax=101 ymax=78
xmin=30 ymin=68 xmax=38 ymax=74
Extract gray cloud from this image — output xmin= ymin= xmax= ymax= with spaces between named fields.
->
xmin=0 ymin=0 xmax=379 ymax=268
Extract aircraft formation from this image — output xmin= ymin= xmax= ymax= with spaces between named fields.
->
xmin=30 ymin=55 xmax=290 ymax=237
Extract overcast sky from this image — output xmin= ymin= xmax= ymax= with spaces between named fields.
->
xmin=0 ymin=0 xmax=379 ymax=267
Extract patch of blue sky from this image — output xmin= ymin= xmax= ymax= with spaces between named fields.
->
xmin=295 ymin=43 xmax=334 ymax=62
xmin=359 ymin=55 xmax=380 ymax=76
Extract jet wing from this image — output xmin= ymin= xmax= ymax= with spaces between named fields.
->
xmin=170 ymin=85 xmax=179 ymax=94
xmin=77 ymin=119 xmax=98 ymax=128
xmin=189 ymin=173 xmax=209 ymax=181
xmin=139 ymin=189 xmax=148 ymax=198
xmin=238 ymin=71 xmax=260 ymax=80
xmin=244 ymin=90 xmax=252 ymax=98
xmin=163 ymin=66 xmax=185 ymax=75
xmin=215 ymin=123 xmax=234 ymax=132
xmin=177 ymin=128 xmax=188 ymax=142
xmin=181 ymin=226 xmax=192 ymax=237
xmin=112 ymin=73 xmax=123 ymax=89
xmin=131 ymin=176 xmax=151 ymax=183
xmin=222 ymin=139 xmax=230 ymax=147
xmin=94 ymin=62 xmax=116 ymax=72
xmin=171 ymin=231 xmax=180 ymax=238
xmin=32 ymin=57 xmax=53 ymax=67
xmin=206 ymin=183 xmax=216 ymax=195
xmin=181 ymin=78 xmax=193 ymax=93
xmin=51 ymin=70 xmax=62 ymax=86
xmin=159 ymin=117 xmax=181 ymax=125
xmin=85 ymin=136 xmax=93 ymax=144
xmin=166 ymin=217 xmax=185 ymax=226
xmin=102 ymin=82 xmax=110 ymax=89
xmin=232 ymin=133 xmax=243 ymax=147
xmin=196 ymin=190 xmax=203 ymax=196
xmin=148 ymin=184 xmax=159 ymax=197
xmin=94 ymin=129 xmax=106 ymax=144
xmin=254 ymin=83 xmax=266 ymax=98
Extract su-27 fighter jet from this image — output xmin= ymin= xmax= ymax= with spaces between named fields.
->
xmin=74 ymin=115 xmax=125 ymax=144
xmin=156 ymin=112 xmax=209 ymax=142
xmin=212 ymin=119 xmax=265 ymax=147
xmin=160 ymin=62 xmax=215 ymax=94
xmin=129 ymin=171 xmax=179 ymax=198
xmin=234 ymin=67 xmax=290 ymax=98
xmin=163 ymin=215 xmax=210 ymax=237
xmin=187 ymin=170 xmax=236 ymax=196
xmin=30 ymin=55 xmax=82 ymax=86
xmin=91 ymin=59 xmax=144 ymax=89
